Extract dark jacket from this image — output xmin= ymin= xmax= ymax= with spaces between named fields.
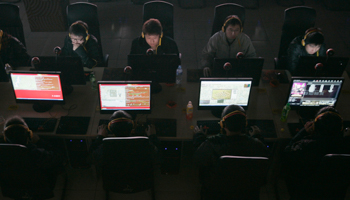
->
xmin=0 ymin=31 xmax=30 ymax=68
xmin=287 ymin=36 xmax=326 ymax=75
xmin=61 ymin=35 xmax=102 ymax=68
xmin=130 ymin=36 xmax=179 ymax=55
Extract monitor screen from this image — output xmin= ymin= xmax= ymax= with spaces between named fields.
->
xmin=198 ymin=78 xmax=253 ymax=110
xmin=287 ymin=77 xmax=344 ymax=108
xmin=98 ymin=81 xmax=152 ymax=114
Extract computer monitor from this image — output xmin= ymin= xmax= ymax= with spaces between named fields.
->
xmin=293 ymin=56 xmax=349 ymax=77
xmin=286 ymin=77 xmax=344 ymax=119
xmin=198 ymin=78 xmax=253 ymax=118
xmin=212 ymin=58 xmax=264 ymax=86
xmin=98 ymin=81 xmax=152 ymax=115
xmin=0 ymin=58 xmax=9 ymax=82
xmin=10 ymin=71 xmax=65 ymax=112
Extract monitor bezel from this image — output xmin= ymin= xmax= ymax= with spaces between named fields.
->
xmin=197 ymin=77 xmax=253 ymax=111
xmin=10 ymin=70 xmax=65 ymax=105
xmin=98 ymin=80 xmax=152 ymax=114
xmin=286 ymin=76 xmax=344 ymax=110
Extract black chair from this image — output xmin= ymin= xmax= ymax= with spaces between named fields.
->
xmin=274 ymin=6 xmax=316 ymax=69
xmin=0 ymin=3 xmax=26 ymax=47
xmin=201 ymin=155 xmax=269 ymax=200
xmin=66 ymin=2 xmax=109 ymax=67
xmin=211 ymin=3 xmax=245 ymax=36
xmin=143 ymin=1 xmax=174 ymax=39
xmin=286 ymin=154 xmax=350 ymax=200
xmin=102 ymin=137 xmax=155 ymax=200
xmin=0 ymin=144 xmax=66 ymax=200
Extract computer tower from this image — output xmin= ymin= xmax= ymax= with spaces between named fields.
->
xmin=65 ymin=139 xmax=91 ymax=169
xmin=161 ymin=141 xmax=181 ymax=175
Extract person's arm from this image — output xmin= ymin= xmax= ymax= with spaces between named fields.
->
xmin=8 ymin=37 xmax=31 ymax=67
xmin=201 ymin=36 xmax=217 ymax=69
xmin=60 ymin=36 xmax=70 ymax=56
xmin=27 ymin=141 xmax=63 ymax=170
xmin=74 ymin=36 xmax=101 ymax=69
xmin=130 ymin=37 xmax=142 ymax=55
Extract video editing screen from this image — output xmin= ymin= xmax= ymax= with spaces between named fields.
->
xmin=99 ymin=83 xmax=151 ymax=111
xmin=287 ymin=78 xmax=343 ymax=107
xmin=199 ymin=79 xmax=252 ymax=107
xmin=11 ymin=72 xmax=64 ymax=101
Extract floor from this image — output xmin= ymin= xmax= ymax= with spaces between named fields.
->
xmin=1 ymin=0 xmax=350 ymax=199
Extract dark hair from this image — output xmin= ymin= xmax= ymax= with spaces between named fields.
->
xmin=3 ymin=116 xmax=29 ymax=145
xmin=221 ymin=105 xmax=246 ymax=132
xmin=223 ymin=15 xmax=242 ymax=31
xmin=142 ymin=18 xmax=162 ymax=36
xmin=304 ymin=28 xmax=324 ymax=45
xmin=109 ymin=110 xmax=134 ymax=136
xmin=314 ymin=106 xmax=343 ymax=137
xmin=69 ymin=20 xmax=89 ymax=39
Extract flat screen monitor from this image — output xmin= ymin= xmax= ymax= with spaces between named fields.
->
xmin=127 ymin=54 xmax=180 ymax=83
xmin=213 ymin=58 xmax=264 ymax=86
xmin=98 ymin=81 xmax=152 ymax=114
xmin=198 ymin=78 xmax=253 ymax=117
xmin=33 ymin=56 xmax=85 ymax=85
xmin=294 ymin=56 xmax=349 ymax=77
xmin=287 ymin=77 xmax=344 ymax=111
xmin=10 ymin=71 xmax=65 ymax=112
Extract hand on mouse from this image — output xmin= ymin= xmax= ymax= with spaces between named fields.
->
xmin=203 ymin=67 xmax=211 ymax=77
xmin=98 ymin=124 xmax=108 ymax=137
xmin=249 ymin=125 xmax=261 ymax=136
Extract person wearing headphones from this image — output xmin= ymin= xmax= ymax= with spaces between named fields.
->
xmin=0 ymin=29 xmax=31 ymax=69
xmin=129 ymin=18 xmax=179 ymax=55
xmin=193 ymin=104 xmax=268 ymax=199
xmin=201 ymin=15 xmax=256 ymax=77
xmin=0 ymin=116 xmax=64 ymax=190
xmin=89 ymin=110 xmax=160 ymax=166
xmin=61 ymin=20 xmax=102 ymax=68
xmin=287 ymin=27 xmax=326 ymax=75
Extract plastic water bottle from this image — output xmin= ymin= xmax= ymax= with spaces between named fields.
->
xmin=4 ymin=64 xmax=12 ymax=76
xmin=90 ymin=72 xmax=97 ymax=90
xmin=186 ymin=101 xmax=193 ymax=120
xmin=176 ymin=65 xmax=183 ymax=85
xmin=281 ymin=103 xmax=291 ymax=122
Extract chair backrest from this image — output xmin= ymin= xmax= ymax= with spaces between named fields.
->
xmin=102 ymin=137 xmax=154 ymax=193
xmin=0 ymin=3 xmax=26 ymax=47
xmin=211 ymin=3 xmax=245 ymax=36
xmin=277 ymin=6 xmax=316 ymax=58
xmin=0 ymin=144 xmax=54 ymax=199
xmin=209 ymin=155 xmax=269 ymax=199
xmin=143 ymin=1 xmax=174 ymax=39
xmin=66 ymin=2 xmax=104 ymax=59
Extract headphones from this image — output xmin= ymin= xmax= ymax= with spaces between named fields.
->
xmin=108 ymin=118 xmax=134 ymax=132
xmin=219 ymin=110 xmax=247 ymax=129
xmin=0 ymin=30 xmax=3 ymax=51
xmin=3 ymin=124 xmax=33 ymax=143
xmin=314 ymin=111 xmax=343 ymax=132
xmin=222 ymin=15 xmax=243 ymax=33
xmin=301 ymin=28 xmax=323 ymax=47
xmin=69 ymin=21 xmax=90 ymax=42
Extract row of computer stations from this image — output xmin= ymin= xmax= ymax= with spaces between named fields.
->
xmin=287 ymin=77 xmax=344 ymax=108
xmin=98 ymin=81 xmax=151 ymax=114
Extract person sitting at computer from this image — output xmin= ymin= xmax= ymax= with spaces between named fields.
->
xmin=0 ymin=115 xmax=64 ymax=191
xmin=89 ymin=110 xmax=160 ymax=166
xmin=193 ymin=104 xmax=269 ymax=199
xmin=287 ymin=27 xmax=326 ymax=75
xmin=0 ymin=29 xmax=31 ymax=69
xmin=201 ymin=15 xmax=256 ymax=77
xmin=282 ymin=106 xmax=350 ymax=198
xmin=61 ymin=20 xmax=102 ymax=69
xmin=129 ymin=18 xmax=179 ymax=55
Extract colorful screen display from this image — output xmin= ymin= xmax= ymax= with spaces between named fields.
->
xmin=99 ymin=82 xmax=151 ymax=111
xmin=11 ymin=72 xmax=64 ymax=101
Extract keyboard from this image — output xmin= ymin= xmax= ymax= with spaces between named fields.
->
xmin=197 ymin=119 xmax=277 ymax=138
xmin=56 ymin=116 xmax=90 ymax=135
xmin=23 ymin=118 xmax=58 ymax=132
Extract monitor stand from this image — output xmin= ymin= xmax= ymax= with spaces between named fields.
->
xmin=33 ymin=102 xmax=54 ymax=113
xmin=211 ymin=108 xmax=223 ymax=118
xmin=152 ymin=82 xmax=162 ymax=94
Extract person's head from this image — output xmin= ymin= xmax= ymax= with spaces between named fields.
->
xmin=69 ymin=20 xmax=90 ymax=45
xmin=108 ymin=110 xmax=134 ymax=137
xmin=314 ymin=106 xmax=343 ymax=137
xmin=142 ymin=18 xmax=163 ymax=49
xmin=220 ymin=105 xmax=247 ymax=133
xmin=3 ymin=116 xmax=32 ymax=145
xmin=302 ymin=28 xmax=324 ymax=55
xmin=222 ymin=15 xmax=243 ymax=40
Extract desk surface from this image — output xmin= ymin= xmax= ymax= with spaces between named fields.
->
xmin=1 ymin=67 xmax=350 ymax=140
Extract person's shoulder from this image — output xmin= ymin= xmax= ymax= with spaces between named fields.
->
xmin=207 ymin=133 xmax=227 ymax=144
xmin=290 ymin=36 xmax=303 ymax=45
xmin=239 ymin=32 xmax=252 ymax=41
xmin=87 ymin=34 xmax=99 ymax=44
